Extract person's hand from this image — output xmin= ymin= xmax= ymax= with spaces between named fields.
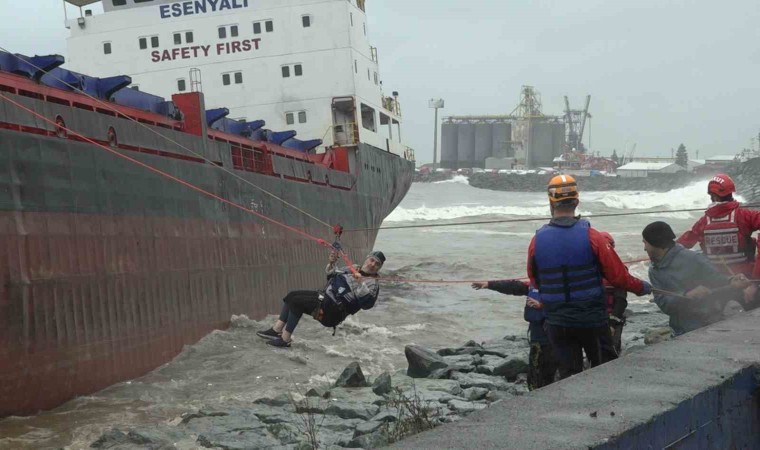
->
xmin=352 ymin=271 xmax=363 ymax=281
xmin=328 ymin=251 xmax=339 ymax=264
xmin=686 ymin=285 xmax=711 ymax=299
xmin=526 ymin=298 xmax=543 ymax=309
xmin=471 ymin=281 xmax=489 ymax=290
xmin=640 ymin=280 xmax=653 ymax=296
xmin=730 ymin=274 xmax=752 ymax=290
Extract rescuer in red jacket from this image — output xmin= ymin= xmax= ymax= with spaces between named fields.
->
xmin=677 ymin=174 xmax=760 ymax=305
xmin=527 ymin=175 xmax=651 ymax=379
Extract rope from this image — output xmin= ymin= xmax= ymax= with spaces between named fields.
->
xmin=0 ymin=47 xmax=333 ymax=229
xmin=377 ymin=257 xmax=651 ymax=284
xmin=344 ymin=204 xmax=760 ymax=233
xmin=0 ymin=92 xmax=348 ymax=261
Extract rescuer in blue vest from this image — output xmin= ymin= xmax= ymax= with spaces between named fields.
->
xmin=471 ymin=280 xmax=558 ymax=390
xmin=527 ymin=175 xmax=653 ymax=379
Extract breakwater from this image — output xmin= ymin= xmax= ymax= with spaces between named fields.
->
xmin=468 ymin=172 xmax=702 ymax=192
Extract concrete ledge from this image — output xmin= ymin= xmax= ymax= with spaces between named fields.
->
xmin=389 ymin=309 xmax=760 ymax=449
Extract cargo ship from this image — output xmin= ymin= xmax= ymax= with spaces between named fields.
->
xmin=0 ymin=0 xmax=414 ymax=417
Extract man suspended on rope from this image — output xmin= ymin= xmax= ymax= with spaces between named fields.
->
xmin=644 ymin=221 xmax=751 ymax=336
xmin=471 ymin=280 xmax=558 ymax=390
xmin=599 ymin=232 xmax=628 ymax=360
xmin=256 ymin=250 xmax=384 ymax=348
xmin=527 ymin=175 xmax=653 ymax=380
xmin=677 ymin=174 xmax=760 ymax=288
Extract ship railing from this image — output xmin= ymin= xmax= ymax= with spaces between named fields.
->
xmin=323 ymin=122 xmax=358 ymax=147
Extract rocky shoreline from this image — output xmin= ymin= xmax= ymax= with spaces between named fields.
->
xmin=88 ymin=307 xmax=672 ymax=450
xmin=468 ymin=172 xmax=703 ymax=192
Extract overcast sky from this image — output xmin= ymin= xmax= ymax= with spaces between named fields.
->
xmin=2 ymin=0 xmax=759 ymax=162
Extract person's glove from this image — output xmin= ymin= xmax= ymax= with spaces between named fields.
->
xmin=640 ymin=281 xmax=653 ymax=296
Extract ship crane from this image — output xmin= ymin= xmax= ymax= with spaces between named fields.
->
xmin=563 ymin=95 xmax=591 ymax=153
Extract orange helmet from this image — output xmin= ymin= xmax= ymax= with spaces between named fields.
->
xmin=547 ymin=174 xmax=579 ymax=203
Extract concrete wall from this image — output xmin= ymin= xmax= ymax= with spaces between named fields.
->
xmin=390 ymin=309 xmax=760 ymax=450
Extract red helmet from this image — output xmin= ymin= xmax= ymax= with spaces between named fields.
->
xmin=707 ymin=174 xmax=736 ymax=197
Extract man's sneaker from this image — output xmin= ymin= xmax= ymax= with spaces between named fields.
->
xmin=256 ymin=328 xmax=281 ymax=340
xmin=266 ymin=337 xmax=292 ymax=348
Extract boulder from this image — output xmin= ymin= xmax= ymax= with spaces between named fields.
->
xmin=346 ymin=431 xmax=389 ymax=449
xmin=372 ymin=372 xmax=392 ymax=396
xmin=452 ymin=372 xmax=510 ymax=391
xmin=324 ymin=401 xmax=380 ymax=420
xmin=406 ymin=345 xmax=449 ymax=378
xmin=335 ymin=362 xmax=369 ymax=388
xmin=462 ymin=387 xmax=490 ymax=401
xmin=448 ymin=399 xmax=488 ymax=414
xmin=196 ymin=429 xmax=281 ymax=450
xmin=492 ymin=358 xmax=530 ymax=381
xmin=91 ymin=429 xmax=174 ymax=450
xmin=485 ymin=390 xmax=513 ymax=403
xmin=330 ymin=387 xmax=385 ymax=405
xmin=305 ymin=386 xmax=331 ymax=399
xmin=254 ymin=393 xmax=293 ymax=407
xmin=644 ymin=327 xmax=673 ymax=345
xmin=353 ymin=419 xmax=387 ymax=437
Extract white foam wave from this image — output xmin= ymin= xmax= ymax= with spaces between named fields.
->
xmin=384 ymin=205 xmax=549 ymax=222
xmin=585 ymin=182 xmax=711 ymax=211
xmin=434 ymin=175 xmax=470 ymax=185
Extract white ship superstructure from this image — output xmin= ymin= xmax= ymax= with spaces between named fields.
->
xmin=65 ymin=0 xmax=411 ymax=157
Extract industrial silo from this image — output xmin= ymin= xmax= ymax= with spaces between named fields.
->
xmin=492 ymin=123 xmax=512 ymax=158
xmin=527 ymin=122 xmax=564 ymax=168
xmin=441 ymin=122 xmax=459 ymax=169
xmin=474 ymin=123 xmax=493 ymax=168
xmin=457 ymin=123 xmax=476 ymax=168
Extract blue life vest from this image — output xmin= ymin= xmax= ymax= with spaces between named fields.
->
xmin=534 ymin=220 xmax=604 ymax=304
xmin=523 ymin=287 xmax=545 ymax=323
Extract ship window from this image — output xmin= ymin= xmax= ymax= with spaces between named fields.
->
xmin=354 ymin=60 xmax=357 ymax=73
xmin=139 ymin=37 xmax=147 ymax=49
xmin=231 ymin=25 xmax=239 ymax=37
xmin=174 ymin=33 xmax=182 ymax=45
xmin=177 ymin=79 xmax=186 ymax=92
xmin=218 ymin=27 xmax=227 ymax=39
xmin=253 ymin=22 xmax=262 ymax=34
xmin=234 ymin=72 xmax=243 ymax=84
xmin=265 ymin=20 xmax=274 ymax=32
xmin=151 ymin=36 xmax=159 ymax=48
xmin=302 ymin=15 xmax=311 ymax=27
xmin=286 ymin=113 xmax=294 ymax=125
xmin=361 ymin=104 xmax=377 ymax=132
xmin=282 ymin=66 xmax=290 ymax=78
xmin=374 ymin=72 xmax=378 ymax=85
xmin=298 ymin=111 xmax=307 ymax=123
xmin=294 ymin=64 xmax=303 ymax=77
xmin=350 ymin=13 xmax=353 ymax=26
xmin=186 ymin=31 xmax=194 ymax=43
xmin=367 ymin=68 xmax=370 ymax=80
xmin=363 ymin=23 xmax=366 ymax=35
xmin=103 ymin=42 xmax=112 ymax=54
xmin=112 ymin=0 xmax=126 ymax=6
xmin=222 ymin=73 xmax=231 ymax=86
xmin=134 ymin=0 xmax=154 ymax=3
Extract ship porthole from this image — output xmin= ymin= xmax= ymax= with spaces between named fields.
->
xmin=107 ymin=127 xmax=118 ymax=148
xmin=55 ymin=116 xmax=67 ymax=138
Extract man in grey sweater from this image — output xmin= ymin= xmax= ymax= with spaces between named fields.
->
xmin=643 ymin=221 xmax=750 ymax=336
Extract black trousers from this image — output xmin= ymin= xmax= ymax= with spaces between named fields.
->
xmin=527 ymin=342 xmax=558 ymax=391
xmin=546 ymin=324 xmax=609 ymax=380
xmin=600 ymin=322 xmax=624 ymax=362
xmin=278 ymin=290 xmax=320 ymax=334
